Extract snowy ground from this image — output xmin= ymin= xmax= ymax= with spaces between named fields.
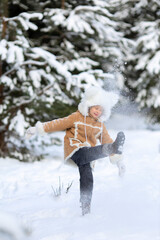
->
xmin=0 ymin=114 xmax=160 ymax=240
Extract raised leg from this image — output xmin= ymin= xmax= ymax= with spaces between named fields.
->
xmin=71 ymin=131 xmax=125 ymax=166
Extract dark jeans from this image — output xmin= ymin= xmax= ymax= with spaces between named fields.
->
xmin=71 ymin=145 xmax=108 ymax=208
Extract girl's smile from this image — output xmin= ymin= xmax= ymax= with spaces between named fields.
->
xmin=89 ymin=105 xmax=103 ymax=120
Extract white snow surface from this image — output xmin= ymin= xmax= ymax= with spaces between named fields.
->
xmin=0 ymin=115 xmax=160 ymax=240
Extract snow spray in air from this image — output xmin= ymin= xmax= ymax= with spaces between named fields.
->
xmin=102 ymin=59 xmax=128 ymax=114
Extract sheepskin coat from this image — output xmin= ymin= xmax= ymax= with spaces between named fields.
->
xmin=38 ymin=87 xmax=118 ymax=162
xmin=41 ymin=110 xmax=113 ymax=161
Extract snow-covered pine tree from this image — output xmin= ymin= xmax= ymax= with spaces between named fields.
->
xmin=39 ymin=0 xmax=132 ymax=90
xmin=0 ymin=6 xmax=77 ymax=160
xmin=0 ymin=0 xmax=131 ymax=160
xmin=131 ymin=0 xmax=160 ymax=123
xmin=106 ymin=0 xmax=138 ymax=94
xmin=113 ymin=0 xmax=160 ymax=123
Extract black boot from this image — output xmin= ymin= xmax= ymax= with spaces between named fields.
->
xmin=102 ymin=131 xmax=125 ymax=155
xmin=112 ymin=131 xmax=125 ymax=154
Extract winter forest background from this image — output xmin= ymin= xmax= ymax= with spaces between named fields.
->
xmin=0 ymin=0 xmax=160 ymax=159
xmin=0 ymin=1 xmax=160 ymax=240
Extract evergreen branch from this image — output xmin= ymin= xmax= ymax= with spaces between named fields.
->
xmin=2 ymin=16 xmax=19 ymax=22
xmin=2 ymin=60 xmax=47 ymax=77
xmin=2 ymin=12 xmax=43 ymax=22
xmin=8 ymin=83 xmax=55 ymax=111
xmin=37 ymin=83 xmax=55 ymax=97
xmin=73 ymin=5 xmax=112 ymax=17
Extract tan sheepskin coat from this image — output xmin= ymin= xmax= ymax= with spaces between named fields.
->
xmin=42 ymin=110 xmax=113 ymax=161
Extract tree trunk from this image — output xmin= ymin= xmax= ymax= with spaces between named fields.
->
xmin=61 ymin=0 xmax=65 ymax=9
xmin=0 ymin=0 xmax=8 ymax=76
xmin=0 ymin=0 xmax=8 ymax=39
xmin=0 ymin=0 xmax=8 ymax=156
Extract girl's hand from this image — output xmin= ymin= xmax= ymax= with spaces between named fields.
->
xmin=25 ymin=127 xmax=36 ymax=139
xmin=25 ymin=121 xmax=45 ymax=139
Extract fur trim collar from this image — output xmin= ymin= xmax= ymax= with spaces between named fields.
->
xmin=78 ymin=86 xmax=119 ymax=122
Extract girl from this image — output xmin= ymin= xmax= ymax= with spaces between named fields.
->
xmin=26 ymin=86 xmax=125 ymax=215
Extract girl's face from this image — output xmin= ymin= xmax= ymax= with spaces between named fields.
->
xmin=89 ymin=105 xmax=103 ymax=120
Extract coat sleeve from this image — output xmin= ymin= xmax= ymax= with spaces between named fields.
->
xmin=42 ymin=112 xmax=77 ymax=133
xmin=99 ymin=123 xmax=113 ymax=144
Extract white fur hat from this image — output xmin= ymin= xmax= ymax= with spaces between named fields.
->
xmin=78 ymin=86 xmax=119 ymax=121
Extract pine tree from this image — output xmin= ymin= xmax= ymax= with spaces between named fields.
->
xmin=113 ymin=0 xmax=160 ymax=123
xmin=0 ymin=6 xmax=76 ymax=160
xmin=41 ymin=0 xmax=131 ymax=77
xmin=0 ymin=0 xmax=130 ymax=160
xmin=131 ymin=0 xmax=160 ymax=123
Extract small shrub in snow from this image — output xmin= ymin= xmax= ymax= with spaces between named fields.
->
xmin=51 ymin=177 xmax=73 ymax=198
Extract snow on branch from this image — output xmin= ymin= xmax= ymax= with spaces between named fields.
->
xmin=9 ymin=82 xmax=55 ymax=112
xmin=3 ymin=12 xmax=43 ymax=31
xmin=73 ymin=5 xmax=112 ymax=17
xmin=2 ymin=60 xmax=47 ymax=77
xmin=31 ymin=48 xmax=72 ymax=80
xmin=46 ymin=5 xmax=117 ymax=38
xmin=66 ymin=14 xmax=94 ymax=34
xmin=146 ymin=51 xmax=160 ymax=74
xmin=64 ymin=57 xmax=99 ymax=71
xmin=48 ymin=9 xmax=67 ymax=26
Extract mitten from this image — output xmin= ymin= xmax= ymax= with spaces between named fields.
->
xmin=35 ymin=121 xmax=45 ymax=135
xmin=25 ymin=127 xmax=36 ymax=139
xmin=25 ymin=121 xmax=45 ymax=139
xmin=109 ymin=154 xmax=126 ymax=177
